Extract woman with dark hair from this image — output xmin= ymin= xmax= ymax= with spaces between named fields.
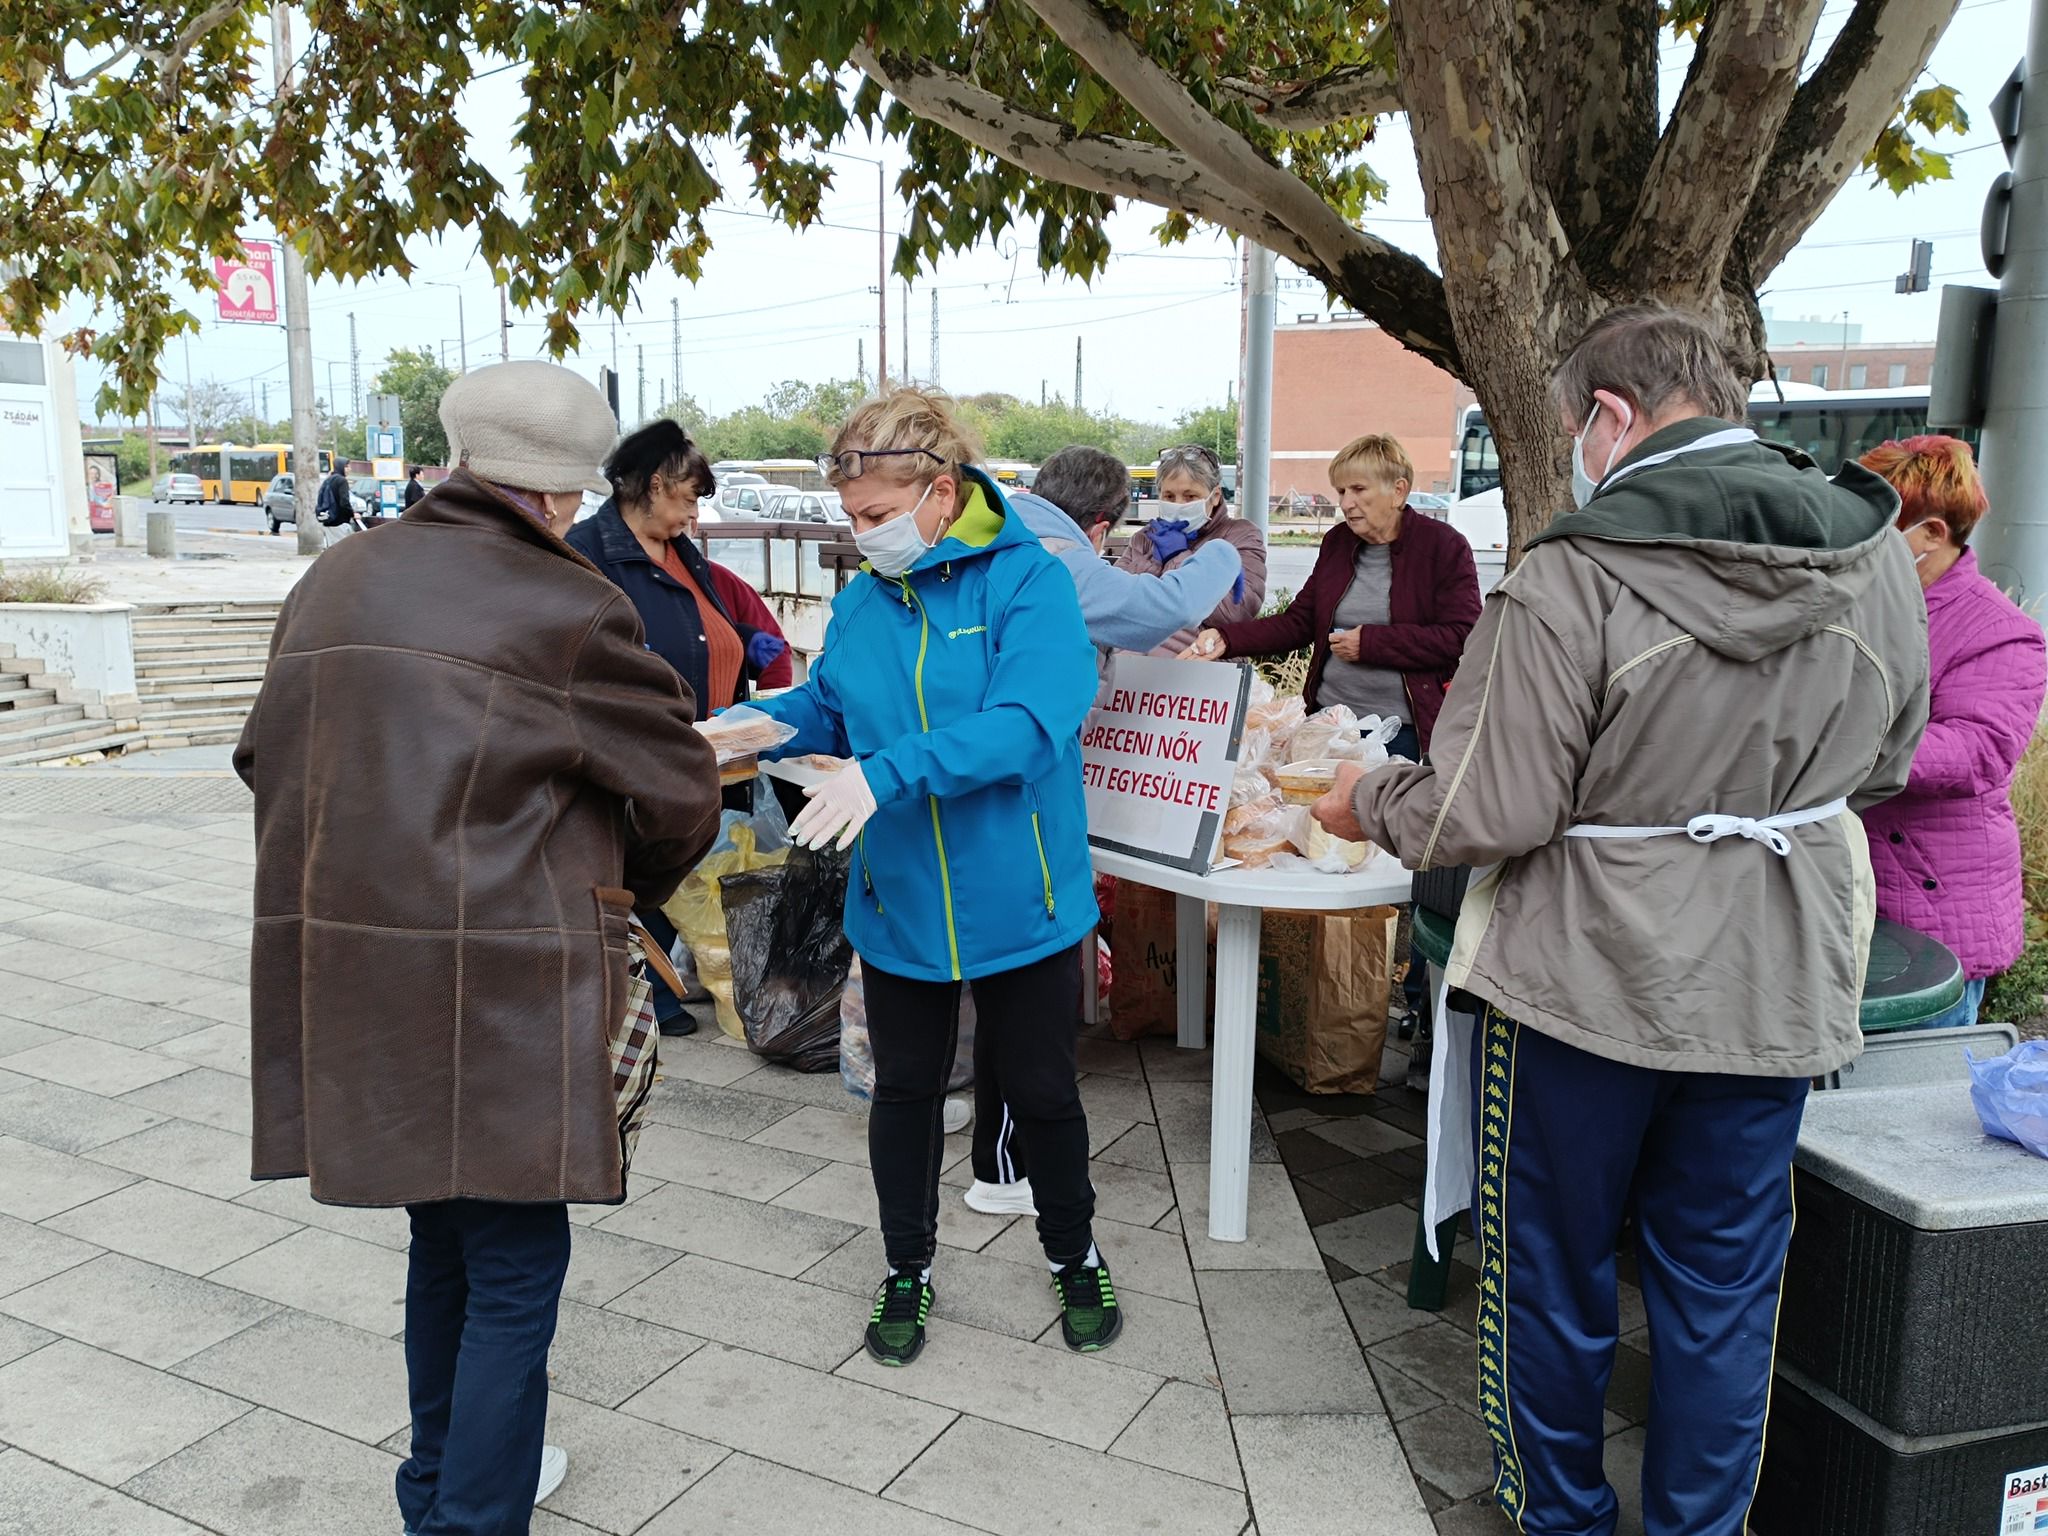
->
xmin=567 ymin=420 xmax=793 ymax=713
xmin=566 ymin=419 xmax=792 ymax=1033
xmin=1858 ymin=435 xmax=2045 ymax=1029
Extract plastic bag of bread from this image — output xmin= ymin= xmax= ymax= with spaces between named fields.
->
xmin=1224 ymin=802 xmax=1308 ymax=867
xmin=694 ymin=704 xmax=798 ymax=766
xmin=1225 ymin=790 xmax=1281 ymax=836
xmin=1248 ymin=691 xmax=1307 ymax=756
xmin=1229 ymin=727 xmax=1275 ymax=809
xmin=1292 ymin=705 xmax=1361 ymax=764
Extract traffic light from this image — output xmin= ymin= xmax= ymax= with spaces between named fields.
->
xmin=1895 ymin=238 xmax=1934 ymax=294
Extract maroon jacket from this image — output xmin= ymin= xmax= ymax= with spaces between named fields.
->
xmin=1216 ymin=508 xmax=1480 ymax=751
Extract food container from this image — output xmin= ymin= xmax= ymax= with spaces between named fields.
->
xmin=1275 ymin=758 xmax=1342 ymax=806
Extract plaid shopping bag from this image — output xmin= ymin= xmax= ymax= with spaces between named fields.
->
xmin=614 ymin=919 xmax=686 ymax=1176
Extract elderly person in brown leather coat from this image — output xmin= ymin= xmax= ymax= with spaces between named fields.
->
xmin=234 ymin=361 xmax=720 ymax=1534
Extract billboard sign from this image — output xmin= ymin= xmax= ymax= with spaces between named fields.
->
xmin=214 ymin=243 xmax=279 ymax=324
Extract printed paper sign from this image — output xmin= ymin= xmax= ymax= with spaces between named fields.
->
xmin=214 ymin=243 xmax=279 ymax=324
xmin=1999 ymin=1463 xmax=2048 ymax=1533
xmin=1081 ymin=655 xmax=1250 ymax=871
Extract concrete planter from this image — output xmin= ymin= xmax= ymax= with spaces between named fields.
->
xmin=0 ymin=601 xmax=138 ymax=712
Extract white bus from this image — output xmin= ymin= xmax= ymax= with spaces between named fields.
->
xmin=1450 ymin=383 xmax=1974 ymax=501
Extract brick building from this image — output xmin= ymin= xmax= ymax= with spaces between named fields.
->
xmin=1267 ymin=315 xmax=1474 ymax=503
xmin=1765 ymin=341 xmax=1936 ymax=392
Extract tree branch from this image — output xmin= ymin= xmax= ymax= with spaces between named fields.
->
xmin=1215 ymin=59 xmax=1401 ymax=130
xmin=852 ymin=47 xmax=1313 ymax=264
xmin=852 ymin=45 xmax=1460 ymax=375
xmin=1739 ymin=0 xmax=1961 ymax=276
xmin=1614 ymin=0 xmax=1825 ymax=299
xmin=1013 ymin=0 xmax=1388 ymax=288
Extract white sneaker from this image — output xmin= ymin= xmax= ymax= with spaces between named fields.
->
xmin=535 ymin=1444 xmax=568 ymax=1505
xmin=943 ymin=1096 xmax=972 ymax=1134
xmin=964 ymin=1177 xmax=1037 ymax=1216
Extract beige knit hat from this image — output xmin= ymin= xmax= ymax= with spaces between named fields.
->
xmin=438 ymin=361 xmax=616 ymax=496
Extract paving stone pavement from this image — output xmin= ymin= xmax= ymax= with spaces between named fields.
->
xmin=0 ymin=769 xmax=1460 ymax=1534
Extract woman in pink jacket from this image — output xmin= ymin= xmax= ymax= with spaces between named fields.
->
xmin=1860 ymin=436 xmax=2046 ymax=1028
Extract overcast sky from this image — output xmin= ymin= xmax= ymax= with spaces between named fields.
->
xmin=73 ymin=0 xmax=2027 ymax=429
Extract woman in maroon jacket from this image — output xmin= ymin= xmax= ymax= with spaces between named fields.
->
xmin=1185 ymin=434 xmax=1481 ymax=760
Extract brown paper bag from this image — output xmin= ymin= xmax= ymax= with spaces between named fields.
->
xmin=1254 ymin=905 xmax=1397 ymax=1094
xmin=1105 ymin=881 xmax=1224 ymax=1041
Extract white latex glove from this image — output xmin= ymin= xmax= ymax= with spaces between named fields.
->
xmin=790 ymin=760 xmax=878 ymax=851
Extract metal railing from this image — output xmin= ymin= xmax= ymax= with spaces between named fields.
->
xmin=691 ymin=519 xmax=860 ymax=600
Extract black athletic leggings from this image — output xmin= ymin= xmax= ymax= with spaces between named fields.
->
xmin=864 ymin=944 xmax=1095 ymax=1270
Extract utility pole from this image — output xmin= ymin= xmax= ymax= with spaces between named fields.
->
xmin=857 ymin=338 xmax=866 ymax=387
xmin=348 ymin=312 xmax=361 ymax=426
xmin=611 ymin=320 xmax=619 ymax=378
xmin=1970 ymin=0 xmax=2048 ymax=598
xmin=499 ymin=285 xmax=511 ymax=363
xmin=261 ymin=381 xmax=270 ymax=423
xmin=429 ymin=282 xmax=468 ymax=373
xmin=1241 ymin=242 xmax=1277 ymax=534
xmin=901 ymin=281 xmax=910 ymax=384
xmin=182 ymin=333 xmax=195 ymax=443
xmin=878 ymin=160 xmax=887 ymax=391
xmin=930 ymin=289 xmax=940 ymax=386
xmin=271 ymin=6 xmax=324 ymax=553
xmin=671 ymin=297 xmax=681 ymax=405
xmin=637 ymin=344 xmax=645 ymax=422
xmin=147 ymin=392 xmax=160 ymax=479
xmin=1837 ymin=310 xmax=1852 ymax=391
xmin=1074 ymin=338 xmax=1083 ymax=412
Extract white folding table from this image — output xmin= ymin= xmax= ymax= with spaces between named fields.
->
xmin=1089 ymin=848 xmax=1413 ymax=1241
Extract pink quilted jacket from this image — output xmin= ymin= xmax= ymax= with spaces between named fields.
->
xmin=1862 ymin=550 xmax=2046 ymax=978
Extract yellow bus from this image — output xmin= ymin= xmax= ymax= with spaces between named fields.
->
xmin=167 ymin=443 xmax=335 ymax=504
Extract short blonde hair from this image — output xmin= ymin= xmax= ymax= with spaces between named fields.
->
xmin=828 ymin=385 xmax=985 ymax=490
xmin=1329 ymin=434 xmax=1414 ymax=491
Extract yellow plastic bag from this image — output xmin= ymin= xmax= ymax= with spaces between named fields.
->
xmin=662 ymin=822 xmax=789 ymax=1038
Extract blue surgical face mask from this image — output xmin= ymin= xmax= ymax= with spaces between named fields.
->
xmin=1570 ymin=400 xmax=1634 ymax=509
xmin=855 ymin=482 xmax=936 ymax=578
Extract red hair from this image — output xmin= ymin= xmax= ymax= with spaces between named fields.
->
xmin=1857 ymin=435 xmax=1989 ymax=546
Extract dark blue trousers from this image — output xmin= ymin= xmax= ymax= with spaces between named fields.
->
xmin=397 ymin=1200 xmax=570 ymax=1536
xmin=1470 ymin=1009 xmax=1807 ymax=1536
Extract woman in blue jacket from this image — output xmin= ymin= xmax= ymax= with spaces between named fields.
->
xmin=750 ymin=386 xmax=1118 ymax=1366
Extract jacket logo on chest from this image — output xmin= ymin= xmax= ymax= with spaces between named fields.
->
xmin=947 ymin=625 xmax=987 ymax=640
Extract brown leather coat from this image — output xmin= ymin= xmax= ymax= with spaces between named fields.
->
xmin=234 ymin=471 xmax=722 ymax=1207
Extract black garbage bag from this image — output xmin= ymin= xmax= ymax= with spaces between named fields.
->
xmin=721 ymin=845 xmax=853 ymax=1072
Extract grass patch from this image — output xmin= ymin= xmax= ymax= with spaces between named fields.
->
xmin=0 ymin=565 xmax=109 ymax=604
xmin=1987 ymin=722 xmax=2048 ymax=1031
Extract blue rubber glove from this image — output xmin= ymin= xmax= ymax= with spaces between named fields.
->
xmin=1231 ymin=570 xmax=1246 ymax=606
xmin=745 ymin=631 xmax=787 ymax=670
xmin=1146 ymin=518 xmax=1194 ymax=562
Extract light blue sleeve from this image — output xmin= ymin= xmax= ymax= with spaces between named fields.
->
xmin=749 ymin=616 xmax=850 ymax=759
xmin=862 ymin=553 xmax=1096 ymax=805
xmin=1068 ymin=538 xmax=1243 ymax=652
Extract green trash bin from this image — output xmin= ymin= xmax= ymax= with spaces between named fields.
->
xmin=1402 ymin=912 xmax=1963 ymax=1312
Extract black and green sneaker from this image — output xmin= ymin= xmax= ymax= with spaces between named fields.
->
xmin=1052 ymin=1258 xmax=1122 ymax=1352
xmin=865 ymin=1270 xmax=934 ymax=1366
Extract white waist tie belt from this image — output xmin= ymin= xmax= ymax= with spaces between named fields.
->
xmin=1561 ymin=797 xmax=1850 ymax=857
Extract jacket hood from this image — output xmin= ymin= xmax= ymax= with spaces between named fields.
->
xmin=1527 ymin=418 xmax=1909 ymax=662
xmin=866 ymin=465 xmax=1038 ymax=580
xmin=1006 ymin=490 xmax=1090 ymax=546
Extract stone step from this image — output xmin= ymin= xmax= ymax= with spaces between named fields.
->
xmin=0 ymin=715 xmax=132 ymax=767
xmin=128 ymin=623 xmax=278 ymax=643
xmin=0 ymin=702 xmax=89 ymax=736
xmin=0 ymin=729 xmax=147 ymax=768
xmin=131 ymin=644 xmax=272 ymax=667
xmin=133 ymin=603 xmax=284 ymax=621
xmin=139 ymin=726 xmax=246 ymax=751
xmin=0 ymin=685 xmax=60 ymax=712
xmin=134 ymin=667 xmax=267 ymax=691
xmin=134 ymin=657 xmax=267 ymax=681
xmin=135 ymin=682 xmax=263 ymax=706
xmin=133 ymin=709 xmax=253 ymax=736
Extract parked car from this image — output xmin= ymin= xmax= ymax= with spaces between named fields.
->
xmin=1409 ymin=491 xmax=1453 ymax=513
xmin=262 ymin=474 xmax=298 ymax=535
xmin=710 ymin=473 xmax=771 ymax=519
xmin=153 ymin=472 xmax=204 ymax=504
xmin=348 ymin=478 xmax=382 ymax=517
xmin=763 ymin=489 xmax=844 ymax=525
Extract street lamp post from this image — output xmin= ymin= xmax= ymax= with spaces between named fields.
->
xmin=833 ymin=151 xmax=888 ymax=390
xmin=428 ymin=282 xmax=468 ymax=373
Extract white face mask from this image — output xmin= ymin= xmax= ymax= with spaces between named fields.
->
xmin=1900 ymin=520 xmax=1940 ymax=566
xmin=855 ymin=482 xmax=936 ymax=578
xmin=1570 ymin=400 xmax=1633 ymax=509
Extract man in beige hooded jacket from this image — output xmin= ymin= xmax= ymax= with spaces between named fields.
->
xmin=1316 ymin=305 xmax=1928 ymax=1536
